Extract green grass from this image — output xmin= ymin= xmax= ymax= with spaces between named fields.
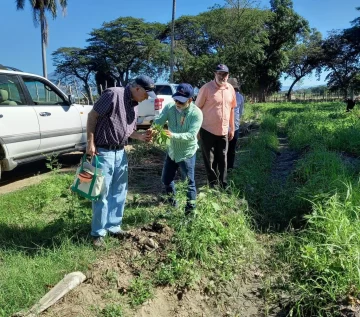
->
xmin=152 ymin=181 xmax=260 ymax=290
xmin=277 ymin=187 xmax=360 ymax=316
xmin=127 ymin=275 xmax=154 ymax=307
xmin=0 ymin=174 xmax=96 ymax=316
xmin=241 ymin=101 xmax=360 ymax=315
xmin=96 ymin=304 xmax=125 ymax=317
xmin=0 ymin=170 xmax=164 ymax=316
xmin=0 ymin=148 xmax=261 ymax=316
xmin=4 ymin=100 xmax=359 ymax=316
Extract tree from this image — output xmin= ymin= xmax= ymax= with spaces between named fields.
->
xmin=284 ymin=29 xmax=322 ymax=101
xmin=321 ymin=8 xmax=360 ymax=98
xmin=158 ymin=3 xmax=270 ymax=89
xmin=86 ymin=17 xmax=167 ymax=88
xmin=343 ymin=7 xmax=360 ymax=52
xmin=322 ymin=31 xmax=359 ymax=98
xmin=16 ymin=0 xmax=68 ymax=78
xmin=52 ymin=47 xmax=95 ymax=104
xmin=253 ymin=0 xmax=309 ymax=101
xmin=159 ymin=14 xmax=218 ymax=86
xmin=204 ymin=2 xmax=271 ymax=94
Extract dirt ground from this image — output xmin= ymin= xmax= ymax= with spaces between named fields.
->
xmin=0 ymin=152 xmax=82 ymax=195
xmin=41 ymin=219 xmax=271 ymax=317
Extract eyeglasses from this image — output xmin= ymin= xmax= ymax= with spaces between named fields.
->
xmin=174 ymin=99 xmax=186 ymax=105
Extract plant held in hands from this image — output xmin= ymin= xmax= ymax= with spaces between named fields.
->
xmin=151 ymin=124 xmax=170 ymax=145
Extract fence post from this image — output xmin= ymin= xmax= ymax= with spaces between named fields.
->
xmin=81 ymin=92 xmax=89 ymax=105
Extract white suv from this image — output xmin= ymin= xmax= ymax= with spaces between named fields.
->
xmin=0 ymin=65 xmax=92 ymax=179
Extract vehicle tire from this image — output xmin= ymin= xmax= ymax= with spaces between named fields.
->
xmin=0 ymin=161 xmax=2 ymax=180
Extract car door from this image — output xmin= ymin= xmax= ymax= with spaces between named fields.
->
xmin=72 ymin=103 xmax=93 ymax=145
xmin=21 ymin=76 xmax=83 ymax=152
xmin=0 ymin=73 xmax=40 ymax=158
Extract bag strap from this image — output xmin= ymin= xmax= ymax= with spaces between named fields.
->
xmin=80 ymin=154 xmax=99 ymax=176
xmin=91 ymin=155 xmax=99 ymax=176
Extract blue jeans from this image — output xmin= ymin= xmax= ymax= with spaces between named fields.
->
xmin=227 ymin=128 xmax=240 ymax=170
xmin=91 ymin=148 xmax=128 ymax=237
xmin=161 ymin=153 xmax=197 ymax=211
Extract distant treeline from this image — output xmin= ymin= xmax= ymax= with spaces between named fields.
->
xmin=51 ymin=1 xmax=360 ymax=104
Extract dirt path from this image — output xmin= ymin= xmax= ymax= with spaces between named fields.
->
xmin=0 ymin=153 xmax=82 ymax=195
xmin=271 ymin=133 xmax=300 ymax=186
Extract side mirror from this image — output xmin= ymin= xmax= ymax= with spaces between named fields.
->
xmin=68 ymin=94 xmax=75 ymax=105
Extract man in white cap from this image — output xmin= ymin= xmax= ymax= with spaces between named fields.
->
xmin=86 ymin=75 xmax=155 ymax=247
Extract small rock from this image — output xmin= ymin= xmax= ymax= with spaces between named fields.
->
xmin=138 ymin=237 xmax=147 ymax=245
xmin=146 ymin=238 xmax=159 ymax=249
xmin=254 ymin=271 xmax=264 ymax=278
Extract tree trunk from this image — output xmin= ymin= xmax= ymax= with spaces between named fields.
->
xmin=41 ymin=21 xmax=47 ymax=78
xmin=84 ymin=83 xmax=94 ymax=105
xmin=256 ymin=88 xmax=267 ymax=103
xmin=286 ymin=78 xmax=300 ymax=102
xmin=343 ymin=88 xmax=348 ymax=100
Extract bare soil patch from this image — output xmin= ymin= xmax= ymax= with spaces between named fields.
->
xmin=0 ymin=152 xmax=82 ymax=195
xmin=270 ymin=133 xmax=300 ymax=186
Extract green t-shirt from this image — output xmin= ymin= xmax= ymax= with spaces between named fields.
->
xmin=153 ymin=102 xmax=203 ymax=162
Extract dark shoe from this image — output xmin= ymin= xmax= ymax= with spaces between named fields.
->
xmin=185 ymin=207 xmax=196 ymax=217
xmin=109 ymin=230 xmax=129 ymax=239
xmin=92 ymin=236 xmax=105 ymax=248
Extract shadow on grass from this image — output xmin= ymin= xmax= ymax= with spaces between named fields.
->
xmin=0 ymin=199 xmax=165 ymax=256
xmin=266 ymin=107 xmax=307 ymax=117
xmin=0 ymin=218 xmax=91 ymax=256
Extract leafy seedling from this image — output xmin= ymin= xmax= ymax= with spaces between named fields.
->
xmin=151 ymin=124 xmax=170 ymax=145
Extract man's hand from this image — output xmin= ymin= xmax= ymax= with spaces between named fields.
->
xmin=145 ymin=129 xmax=153 ymax=142
xmin=86 ymin=141 xmax=98 ymax=156
xmin=138 ymin=133 xmax=147 ymax=142
xmin=164 ymin=130 xmax=172 ymax=138
xmin=130 ymin=131 xmax=152 ymax=143
xmin=228 ymin=130 xmax=234 ymax=141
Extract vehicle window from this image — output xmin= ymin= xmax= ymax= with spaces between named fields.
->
xmin=22 ymin=77 xmax=67 ymax=106
xmin=155 ymin=85 xmax=173 ymax=95
xmin=0 ymin=74 xmax=26 ymax=106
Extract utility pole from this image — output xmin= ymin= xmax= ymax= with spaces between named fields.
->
xmin=170 ymin=0 xmax=176 ymax=83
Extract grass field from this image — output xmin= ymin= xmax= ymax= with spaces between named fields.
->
xmin=1 ymin=101 xmax=360 ymax=316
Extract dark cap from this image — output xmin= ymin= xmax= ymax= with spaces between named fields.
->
xmin=172 ymin=83 xmax=194 ymax=103
xmin=135 ymin=75 xmax=157 ymax=99
xmin=215 ymin=64 xmax=229 ymax=73
xmin=228 ymin=77 xmax=239 ymax=89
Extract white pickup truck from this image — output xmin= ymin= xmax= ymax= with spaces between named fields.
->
xmin=0 ymin=66 xmax=92 ymax=179
xmin=137 ymin=83 xmax=178 ymax=128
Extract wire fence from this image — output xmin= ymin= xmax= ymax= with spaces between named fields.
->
xmin=55 ymin=80 xmax=122 ymax=105
xmin=266 ymin=91 xmax=359 ymax=103
xmin=266 ymin=92 xmax=347 ymax=103
xmin=55 ymin=81 xmax=98 ymax=105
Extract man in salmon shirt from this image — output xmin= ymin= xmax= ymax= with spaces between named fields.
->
xmin=195 ymin=64 xmax=236 ymax=188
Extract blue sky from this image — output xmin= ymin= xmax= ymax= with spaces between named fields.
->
xmin=2 ymin=0 xmax=359 ymax=87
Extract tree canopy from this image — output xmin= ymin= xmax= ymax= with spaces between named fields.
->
xmin=51 ymin=1 xmax=360 ymax=101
